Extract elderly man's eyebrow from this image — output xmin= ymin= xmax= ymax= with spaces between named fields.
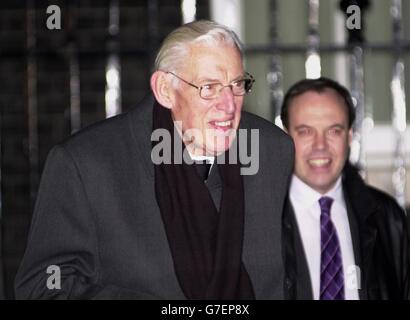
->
xmin=232 ymin=74 xmax=247 ymax=81
xmin=197 ymin=78 xmax=221 ymax=84
xmin=197 ymin=74 xmax=246 ymax=84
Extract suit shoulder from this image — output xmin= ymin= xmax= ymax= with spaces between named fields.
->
xmin=241 ymin=111 xmax=292 ymax=144
xmin=60 ymin=94 xmax=153 ymax=153
xmin=368 ymin=185 xmax=402 ymax=208
xmin=240 ymin=111 xmax=294 ymax=174
xmin=367 ymin=185 xmax=407 ymax=221
xmin=60 ymin=112 xmax=128 ymax=151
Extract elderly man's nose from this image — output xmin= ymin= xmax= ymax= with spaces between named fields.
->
xmin=216 ymin=86 xmax=236 ymax=113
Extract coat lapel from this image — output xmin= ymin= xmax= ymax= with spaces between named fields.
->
xmin=283 ymin=197 xmax=314 ymax=299
xmin=342 ymin=164 xmax=379 ymax=300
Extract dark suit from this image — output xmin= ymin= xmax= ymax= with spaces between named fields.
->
xmin=15 ymin=95 xmax=294 ymax=299
xmin=283 ymin=164 xmax=410 ymax=300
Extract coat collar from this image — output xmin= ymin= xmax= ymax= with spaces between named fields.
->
xmin=342 ymin=163 xmax=379 ymax=300
xmin=127 ymin=94 xmax=156 ymax=178
xmin=342 ymin=163 xmax=380 ymax=223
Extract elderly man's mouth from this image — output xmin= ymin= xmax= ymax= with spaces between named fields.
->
xmin=209 ymin=120 xmax=233 ymax=132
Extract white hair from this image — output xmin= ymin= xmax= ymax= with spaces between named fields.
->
xmin=154 ymin=20 xmax=243 ymax=74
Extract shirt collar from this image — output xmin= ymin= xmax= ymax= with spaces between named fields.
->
xmin=290 ymin=175 xmax=343 ymax=210
xmin=188 ymin=151 xmax=215 ymax=164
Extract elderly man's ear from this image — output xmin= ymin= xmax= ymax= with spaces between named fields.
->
xmin=150 ymin=71 xmax=174 ymax=110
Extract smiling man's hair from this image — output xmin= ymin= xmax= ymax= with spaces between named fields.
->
xmin=280 ymin=77 xmax=356 ymax=130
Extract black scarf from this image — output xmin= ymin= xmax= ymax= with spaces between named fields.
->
xmin=152 ymin=101 xmax=255 ymax=299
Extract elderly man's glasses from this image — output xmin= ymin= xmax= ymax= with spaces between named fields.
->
xmin=166 ymin=71 xmax=255 ymax=100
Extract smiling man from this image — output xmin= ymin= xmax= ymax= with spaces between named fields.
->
xmin=15 ymin=20 xmax=294 ymax=299
xmin=281 ymin=77 xmax=410 ymax=300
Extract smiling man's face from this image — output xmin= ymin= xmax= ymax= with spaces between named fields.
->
xmin=169 ymin=43 xmax=244 ymax=156
xmin=287 ymin=88 xmax=352 ymax=194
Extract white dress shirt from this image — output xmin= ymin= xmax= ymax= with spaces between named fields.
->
xmin=189 ymin=153 xmax=215 ymax=165
xmin=289 ymin=175 xmax=359 ymax=300
xmin=189 ymin=152 xmax=215 ymax=179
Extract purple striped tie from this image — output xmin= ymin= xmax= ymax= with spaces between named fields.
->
xmin=319 ymin=196 xmax=345 ymax=300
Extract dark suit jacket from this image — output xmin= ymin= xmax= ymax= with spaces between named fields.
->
xmin=283 ymin=164 xmax=410 ymax=300
xmin=15 ymin=95 xmax=294 ymax=299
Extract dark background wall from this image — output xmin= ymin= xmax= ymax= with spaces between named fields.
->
xmin=0 ymin=0 xmax=210 ymax=299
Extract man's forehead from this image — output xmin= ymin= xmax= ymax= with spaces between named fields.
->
xmin=295 ymin=88 xmax=343 ymax=103
xmin=187 ymin=42 xmax=242 ymax=64
xmin=181 ymin=44 xmax=244 ymax=81
xmin=291 ymin=89 xmax=347 ymax=114
xmin=290 ymin=91 xmax=349 ymax=125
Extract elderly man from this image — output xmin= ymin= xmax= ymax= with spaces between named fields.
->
xmin=281 ymin=77 xmax=410 ymax=300
xmin=15 ymin=20 xmax=294 ymax=299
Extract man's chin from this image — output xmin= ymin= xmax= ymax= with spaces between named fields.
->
xmin=206 ymin=134 xmax=236 ymax=153
xmin=204 ymin=142 xmax=233 ymax=157
xmin=308 ymin=178 xmax=338 ymax=194
xmin=203 ymin=147 xmax=224 ymax=156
